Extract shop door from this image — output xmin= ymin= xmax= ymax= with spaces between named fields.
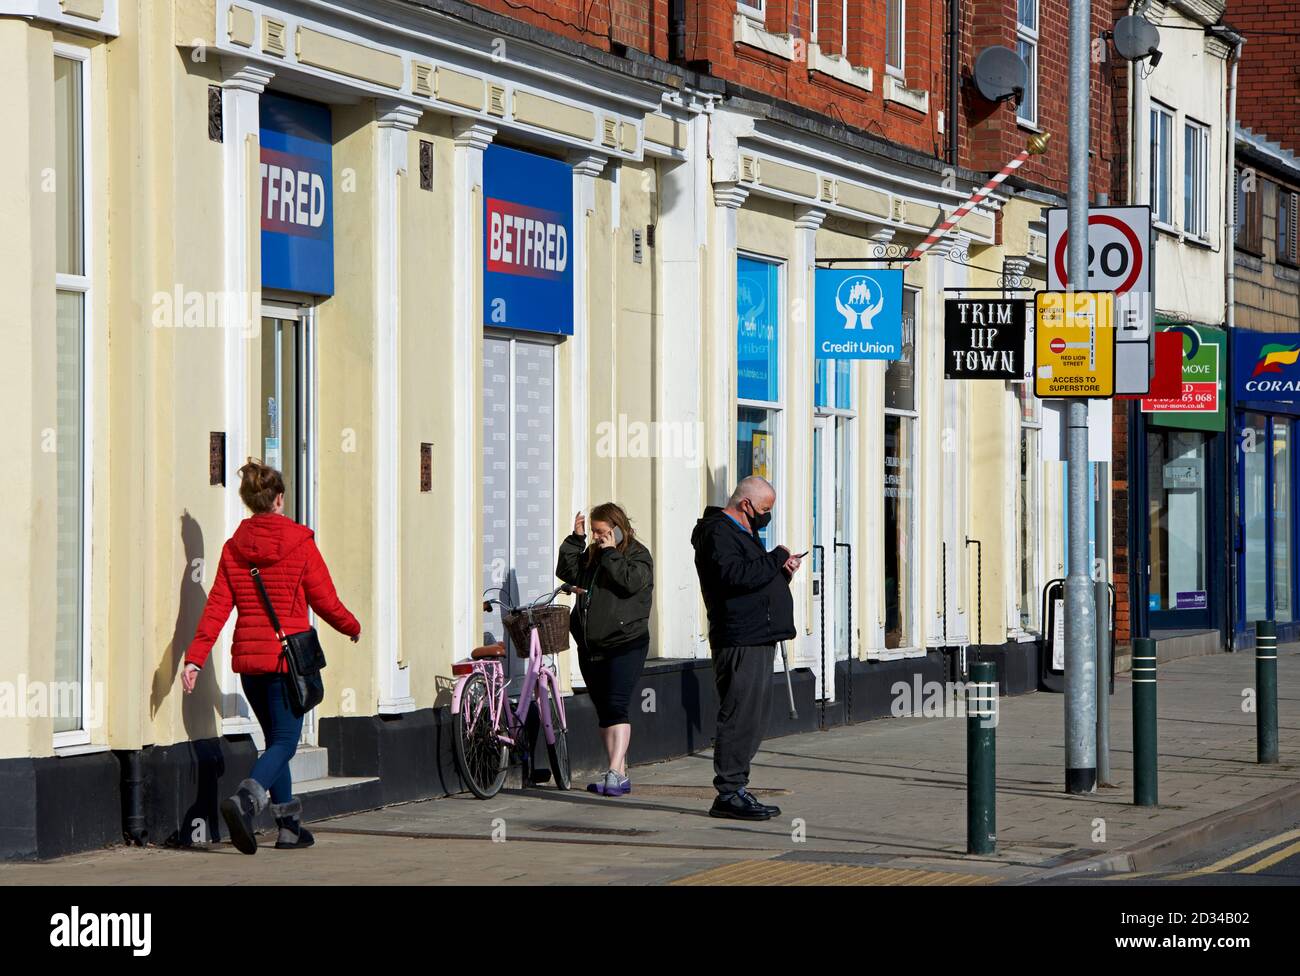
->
xmin=260 ymin=304 xmax=317 ymax=742
xmin=1146 ymin=428 xmax=1211 ymax=630
xmin=481 ymin=333 xmax=557 ymax=683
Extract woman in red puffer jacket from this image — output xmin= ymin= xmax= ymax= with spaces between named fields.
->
xmin=180 ymin=459 xmax=361 ymax=855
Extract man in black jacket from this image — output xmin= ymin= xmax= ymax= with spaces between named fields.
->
xmin=691 ymin=476 xmax=801 ymax=820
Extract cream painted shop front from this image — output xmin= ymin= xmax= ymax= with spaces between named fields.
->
xmin=1 ymin=0 xmax=1076 ymax=858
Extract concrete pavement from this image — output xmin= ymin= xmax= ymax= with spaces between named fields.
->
xmin=2 ymin=645 xmax=1296 ymax=885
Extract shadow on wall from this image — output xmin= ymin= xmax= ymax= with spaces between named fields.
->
xmin=148 ymin=511 xmax=232 ymax=846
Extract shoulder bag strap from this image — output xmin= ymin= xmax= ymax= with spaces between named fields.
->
xmin=249 ymin=567 xmax=285 ymax=641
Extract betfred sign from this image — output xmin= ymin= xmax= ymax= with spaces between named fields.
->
xmin=260 ymin=94 xmax=333 ymax=295
xmin=486 ymin=199 xmax=569 ymax=279
xmin=483 ymin=145 xmax=574 ymax=335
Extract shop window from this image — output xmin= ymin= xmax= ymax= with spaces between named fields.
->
xmin=54 ymin=50 xmax=91 ymax=741
xmin=1235 ymin=168 xmax=1264 ymax=255
xmin=1148 ymin=429 xmax=1210 ymax=615
xmin=1278 ymin=187 xmax=1299 ymax=266
xmin=1150 ymin=103 xmax=1174 ymax=226
xmin=1273 ymin=422 xmax=1293 ymax=623
xmin=1242 ymin=414 xmax=1268 ymax=622
xmin=1016 ymin=0 xmax=1039 ymax=127
xmin=884 ymin=288 xmax=919 ymax=649
xmin=736 ymin=256 xmax=783 ymax=548
xmin=1183 ymin=118 xmax=1210 ymax=239
xmin=481 ymin=334 xmax=556 ymax=661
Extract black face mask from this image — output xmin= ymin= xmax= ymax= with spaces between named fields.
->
xmin=747 ymin=503 xmax=772 ymax=532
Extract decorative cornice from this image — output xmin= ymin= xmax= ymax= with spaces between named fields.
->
xmin=220 ymin=59 xmax=274 ymax=94
xmin=713 ymin=182 xmax=750 ymax=210
xmin=452 ymin=119 xmax=496 ymax=150
xmin=569 ymin=152 xmax=609 ymax=179
xmin=794 ymin=206 xmax=827 ymax=231
xmin=377 ymin=100 xmax=423 ymax=131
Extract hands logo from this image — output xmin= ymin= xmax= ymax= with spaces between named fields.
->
xmin=1251 ymin=343 xmax=1300 ymax=378
xmin=835 ymin=275 xmax=886 ymax=331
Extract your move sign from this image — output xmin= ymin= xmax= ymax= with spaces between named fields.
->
xmin=943 ymin=299 xmax=1026 ymax=380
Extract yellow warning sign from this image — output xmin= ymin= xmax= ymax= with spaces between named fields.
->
xmin=1034 ymin=291 xmax=1116 ymax=398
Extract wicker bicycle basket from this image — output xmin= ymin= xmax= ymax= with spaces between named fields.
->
xmin=503 ymin=604 xmax=571 ymax=658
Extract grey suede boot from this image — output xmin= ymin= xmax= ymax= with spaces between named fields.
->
xmin=220 ymin=777 xmax=269 ymax=855
xmin=270 ymin=797 xmax=314 ymax=850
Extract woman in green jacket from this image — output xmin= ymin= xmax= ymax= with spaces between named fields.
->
xmin=555 ymin=502 xmax=654 ymax=797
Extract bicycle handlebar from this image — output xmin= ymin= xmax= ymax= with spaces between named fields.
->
xmin=482 ymin=582 xmax=580 ymax=615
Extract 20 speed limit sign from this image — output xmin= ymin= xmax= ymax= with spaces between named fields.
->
xmin=1047 ymin=205 xmax=1153 ymax=395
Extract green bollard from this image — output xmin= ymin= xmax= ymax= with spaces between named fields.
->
xmin=1256 ymin=621 xmax=1279 ymax=764
xmin=1132 ymin=638 xmax=1158 ymax=807
xmin=966 ymin=660 xmax=997 ymax=855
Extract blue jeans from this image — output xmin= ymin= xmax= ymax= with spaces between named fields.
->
xmin=240 ymin=673 xmax=303 ymax=804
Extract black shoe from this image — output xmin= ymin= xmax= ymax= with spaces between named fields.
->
xmin=220 ymin=778 xmax=267 ymax=855
xmin=741 ymin=790 xmax=782 ymax=818
xmin=271 ymin=798 xmax=315 ymax=850
xmin=709 ymin=790 xmax=774 ymax=821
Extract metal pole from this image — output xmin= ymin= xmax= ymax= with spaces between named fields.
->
xmin=1132 ymin=637 xmax=1158 ymax=806
xmin=1256 ymin=620 xmax=1278 ymax=764
xmin=966 ymin=660 xmax=997 ymax=854
xmin=1064 ymin=0 xmax=1098 ymax=794
xmin=779 ymin=642 xmax=797 ymax=721
xmin=1095 ymin=461 xmax=1112 ymax=784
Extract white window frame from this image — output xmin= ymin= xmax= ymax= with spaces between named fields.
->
xmin=53 ymin=42 xmax=95 ymax=751
xmin=883 ymin=286 xmax=921 ymax=655
xmin=886 ymin=0 xmax=905 ymax=78
xmin=738 ymin=0 xmax=766 ymax=24
xmin=735 ymin=252 xmax=786 ymax=533
xmin=1183 ymin=117 xmax=1210 ymax=240
xmin=1016 ymin=0 xmax=1039 ymax=127
xmin=1150 ymin=102 xmax=1175 ymax=228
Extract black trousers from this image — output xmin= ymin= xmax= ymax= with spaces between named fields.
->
xmin=578 ymin=637 xmax=650 ymax=728
xmin=711 ymin=644 xmax=775 ymax=795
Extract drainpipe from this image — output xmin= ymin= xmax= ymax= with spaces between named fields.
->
xmin=119 ymin=749 xmax=148 ymax=846
xmin=1217 ymin=27 xmax=1245 ymax=651
xmin=948 ymin=0 xmax=960 ymax=167
xmin=669 ymin=0 xmax=686 ymax=64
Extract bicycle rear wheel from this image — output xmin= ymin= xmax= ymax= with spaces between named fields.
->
xmin=543 ymin=684 xmax=571 ymax=791
xmin=453 ymin=673 xmax=508 ymax=799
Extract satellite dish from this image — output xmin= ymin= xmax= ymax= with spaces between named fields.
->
xmin=1112 ymin=15 xmax=1161 ymax=62
xmin=973 ymin=46 xmax=1027 ymax=104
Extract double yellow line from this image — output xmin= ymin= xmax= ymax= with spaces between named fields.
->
xmin=1162 ymin=828 xmax=1300 ymax=880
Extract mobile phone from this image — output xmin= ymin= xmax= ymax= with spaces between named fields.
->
xmin=793 ymin=550 xmax=809 ymax=559
xmin=613 ymin=525 xmax=625 ymax=545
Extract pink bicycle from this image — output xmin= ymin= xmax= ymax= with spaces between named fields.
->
xmin=450 ymin=583 xmax=576 ymax=799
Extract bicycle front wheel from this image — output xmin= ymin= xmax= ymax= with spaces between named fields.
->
xmin=453 ymin=673 xmax=508 ymax=799
xmin=543 ymin=684 xmax=571 ymax=791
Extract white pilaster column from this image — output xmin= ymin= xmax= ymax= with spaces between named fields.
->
xmin=567 ymin=152 xmax=607 ymax=683
xmin=451 ymin=120 xmax=496 ymax=667
xmin=374 ymin=101 xmax=421 ymax=713
xmin=791 ymin=205 xmax=826 ymax=685
xmin=708 ymin=182 xmax=749 ymax=508
xmin=219 ymin=59 xmax=273 ymax=733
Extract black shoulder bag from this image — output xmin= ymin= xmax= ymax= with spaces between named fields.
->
xmin=249 ymin=567 xmax=327 ymax=716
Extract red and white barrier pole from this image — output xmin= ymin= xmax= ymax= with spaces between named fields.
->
xmin=907 ymin=132 xmax=1051 ymax=260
